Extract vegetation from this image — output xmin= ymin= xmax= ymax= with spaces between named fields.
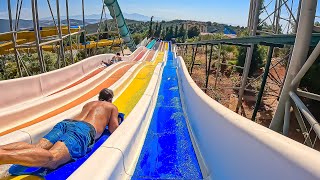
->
xmin=300 ymin=48 xmax=320 ymax=94
xmin=187 ymin=26 xmax=200 ymax=38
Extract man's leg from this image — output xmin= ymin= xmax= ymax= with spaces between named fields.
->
xmin=45 ymin=141 xmax=71 ymax=169
xmin=35 ymin=139 xmax=54 ymax=150
xmin=0 ymin=141 xmax=71 ymax=169
xmin=0 ymin=147 xmax=53 ymax=167
xmin=0 ymin=142 xmax=34 ymax=151
xmin=0 ymin=139 xmax=56 ymax=151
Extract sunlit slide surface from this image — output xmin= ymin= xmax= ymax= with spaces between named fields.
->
xmin=0 ymin=41 xmax=163 ymax=179
xmin=132 ymin=43 xmax=202 ymax=179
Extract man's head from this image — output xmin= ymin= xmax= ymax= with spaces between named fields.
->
xmin=99 ymin=88 xmax=114 ymax=102
xmin=116 ymin=53 xmax=120 ymax=56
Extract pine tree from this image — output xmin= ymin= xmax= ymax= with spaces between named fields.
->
xmin=154 ymin=23 xmax=159 ymax=37
xmin=161 ymin=27 xmax=166 ymax=39
xmin=187 ymin=26 xmax=200 ymax=38
xmin=164 ymin=27 xmax=169 ymax=40
xmin=148 ymin=20 xmax=153 ymax=38
xmin=157 ymin=23 xmax=162 ymax=38
xmin=178 ymin=25 xmax=185 ymax=38
xmin=174 ymin=25 xmax=178 ymax=38
xmin=166 ymin=26 xmax=174 ymax=40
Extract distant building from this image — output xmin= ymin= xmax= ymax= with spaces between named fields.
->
xmin=183 ymin=21 xmax=208 ymax=33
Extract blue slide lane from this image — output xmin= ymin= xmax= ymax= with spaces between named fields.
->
xmin=146 ymin=39 xmax=156 ymax=49
xmin=132 ymin=42 xmax=203 ymax=179
xmin=11 ymin=130 xmax=111 ymax=179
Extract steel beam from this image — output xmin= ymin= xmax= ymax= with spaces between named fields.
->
xmin=31 ymin=0 xmax=45 ymax=73
xmin=252 ymin=46 xmax=274 ymax=121
xmin=65 ymin=0 xmax=74 ymax=64
xmin=82 ymin=0 xmax=87 ymax=58
xmin=56 ymin=0 xmax=66 ymax=67
xmin=205 ymin=45 xmax=214 ymax=93
xmin=270 ymin=0 xmax=317 ymax=132
xmin=236 ymin=0 xmax=261 ymax=113
xmin=290 ymin=92 xmax=320 ymax=138
xmin=7 ymin=0 xmax=23 ymax=77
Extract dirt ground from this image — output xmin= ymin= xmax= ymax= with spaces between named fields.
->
xmin=180 ymin=48 xmax=319 ymax=150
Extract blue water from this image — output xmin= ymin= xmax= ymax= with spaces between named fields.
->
xmin=132 ymin=42 xmax=203 ymax=179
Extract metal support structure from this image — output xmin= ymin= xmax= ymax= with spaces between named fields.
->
xmin=290 ymin=92 xmax=320 ymax=138
xmin=94 ymin=3 xmax=106 ymax=54
xmin=190 ymin=45 xmax=198 ymax=74
xmin=65 ymin=0 xmax=74 ymax=64
xmin=82 ymin=0 xmax=87 ymax=58
xmin=15 ymin=0 xmax=23 ymax=31
xmin=7 ymin=0 xmax=23 ymax=77
xmin=214 ymin=44 xmax=222 ymax=89
xmin=252 ymin=46 xmax=274 ymax=121
xmin=205 ymin=44 xmax=208 ymax=74
xmin=236 ymin=0 xmax=261 ymax=113
xmin=111 ymin=5 xmax=124 ymax=55
xmin=296 ymin=90 xmax=320 ymax=102
xmin=283 ymin=99 xmax=292 ymax=136
xmin=292 ymin=102 xmax=313 ymax=146
xmin=56 ymin=0 xmax=66 ymax=67
xmin=31 ymin=0 xmax=45 ymax=73
xmin=205 ymin=45 xmax=214 ymax=93
xmin=270 ymin=0 xmax=317 ymax=132
xmin=189 ymin=45 xmax=195 ymax=73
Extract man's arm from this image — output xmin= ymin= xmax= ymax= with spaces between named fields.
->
xmin=108 ymin=106 xmax=119 ymax=133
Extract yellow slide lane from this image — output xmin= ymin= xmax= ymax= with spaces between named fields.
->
xmin=165 ymin=42 xmax=169 ymax=51
xmin=114 ymin=52 xmax=164 ymax=115
xmin=0 ymin=39 xmax=122 ymax=55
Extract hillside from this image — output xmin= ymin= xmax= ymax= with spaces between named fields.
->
xmin=85 ymin=19 xmax=245 ymax=35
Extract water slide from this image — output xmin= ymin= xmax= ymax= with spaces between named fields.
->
xmin=0 ymin=26 xmax=122 ymax=55
xmin=104 ymin=0 xmax=136 ymax=51
xmin=0 ymin=40 xmax=161 ymax=179
xmin=1 ymin=41 xmax=320 ymax=180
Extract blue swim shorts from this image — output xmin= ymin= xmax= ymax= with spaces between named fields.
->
xmin=43 ymin=119 xmax=96 ymax=160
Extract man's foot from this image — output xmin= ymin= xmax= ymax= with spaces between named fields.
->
xmin=0 ymin=164 xmax=11 ymax=178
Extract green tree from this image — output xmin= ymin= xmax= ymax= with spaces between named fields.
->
xmin=156 ymin=23 xmax=162 ymax=38
xmin=132 ymin=33 xmax=144 ymax=45
xmin=148 ymin=19 xmax=153 ymax=38
xmin=154 ymin=22 xmax=159 ymax=37
xmin=187 ymin=26 xmax=200 ymax=38
xmin=178 ymin=25 xmax=186 ymax=40
xmin=80 ymin=32 xmax=85 ymax=44
xmin=161 ymin=27 xmax=166 ymax=39
xmin=237 ymin=45 xmax=265 ymax=76
xmin=174 ymin=25 xmax=178 ymax=38
xmin=300 ymin=47 xmax=320 ymax=94
xmin=165 ymin=26 xmax=174 ymax=40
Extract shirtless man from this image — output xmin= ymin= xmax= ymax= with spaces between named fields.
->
xmin=0 ymin=88 xmax=119 ymax=170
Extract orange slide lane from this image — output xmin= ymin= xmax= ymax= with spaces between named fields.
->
xmin=145 ymin=50 xmax=155 ymax=62
xmin=51 ymin=51 xmax=146 ymax=96
xmin=0 ymin=64 xmax=134 ymax=136
xmin=50 ymin=67 xmax=105 ymax=96
xmin=133 ymin=50 xmax=146 ymax=61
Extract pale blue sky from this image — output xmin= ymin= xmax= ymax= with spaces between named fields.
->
xmin=0 ymin=0 xmax=320 ymax=26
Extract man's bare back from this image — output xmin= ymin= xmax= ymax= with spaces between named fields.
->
xmin=73 ymin=101 xmax=119 ymax=138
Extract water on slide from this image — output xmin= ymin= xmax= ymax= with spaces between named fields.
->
xmin=132 ymin=42 xmax=203 ymax=179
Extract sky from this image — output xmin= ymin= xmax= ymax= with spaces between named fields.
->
xmin=0 ymin=0 xmax=320 ymax=27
